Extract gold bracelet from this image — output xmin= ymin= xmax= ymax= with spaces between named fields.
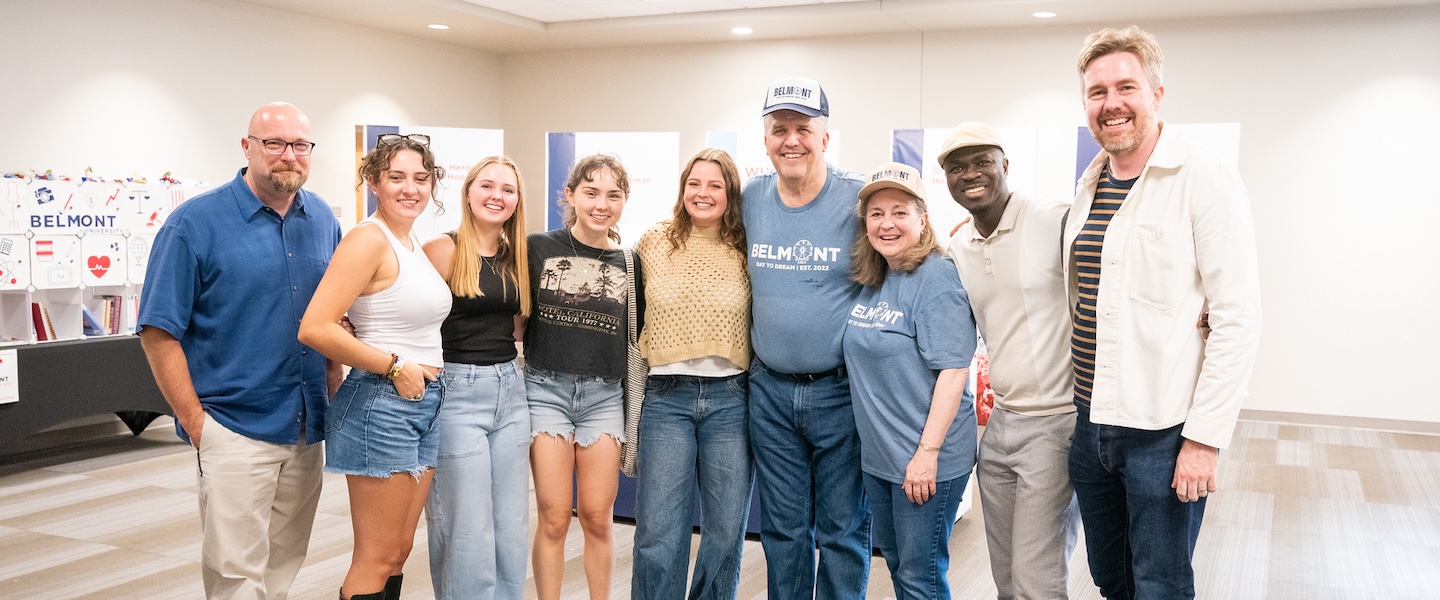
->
xmin=919 ymin=441 xmax=940 ymax=453
xmin=385 ymin=353 xmax=403 ymax=381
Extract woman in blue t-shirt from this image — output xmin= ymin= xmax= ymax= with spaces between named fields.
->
xmin=842 ymin=162 xmax=978 ymax=600
xmin=421 ymin=156 xmax=532 ymax=600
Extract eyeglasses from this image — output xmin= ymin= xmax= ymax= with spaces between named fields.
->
xmin=247 ymin=136 xmax=315 ymax=156
xmin=377 ymin=133 xmax=431 ymax=147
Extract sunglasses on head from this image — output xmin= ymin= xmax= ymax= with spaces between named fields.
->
xmin=377 ymin=133 xmax=431 ymax=147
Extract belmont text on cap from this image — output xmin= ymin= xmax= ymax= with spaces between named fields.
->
xmin=762 ymin=76 xmax=829 ymax=118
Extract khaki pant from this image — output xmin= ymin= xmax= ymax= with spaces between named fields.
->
xmin=196 ymin=413 xmax=323 ymax=600
xmin=978 ymin=408 xmax=1081 ymax=600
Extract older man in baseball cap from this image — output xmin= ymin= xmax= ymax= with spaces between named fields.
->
xmin=744 ymin=76 xmax=872 ymax=600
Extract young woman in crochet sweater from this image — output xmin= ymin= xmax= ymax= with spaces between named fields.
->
xmin=630 ymin=148 xmax=753 ymax=600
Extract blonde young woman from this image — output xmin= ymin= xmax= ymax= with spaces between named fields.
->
xmin=524 ymin=154 xmax=641 ymax=600
xmin=298 ymin=134 xmax=451 ymax=600
xmin=422 ymin=157 xmax=532 ymax=600
xmin=630 ymin=148 xmax=753 ymax=600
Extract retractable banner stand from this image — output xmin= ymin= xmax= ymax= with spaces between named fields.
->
xmin=706 ymin=129 xmax=846 ymax=189
xmin=545 ymin=132 xmax=679 ymax=247
xmin=356 ymin=125 xmax=504 ymax=241
xmin=891 ymin=127 xmax=1040 ymax=245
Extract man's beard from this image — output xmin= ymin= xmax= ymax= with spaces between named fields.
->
xmin=1091 ymin=108 xmax=1153 ymax=154
xmin=267 ymin=169 xmax=305 ymax=195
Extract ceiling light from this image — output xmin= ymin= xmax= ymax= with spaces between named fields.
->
xmin=428 ymin=23 xmax=450 ymax=30
xmin=732 ymin=26 xmax=753 ymax=35
xmin=1032 ymin=11 xmax=1056 ymax=19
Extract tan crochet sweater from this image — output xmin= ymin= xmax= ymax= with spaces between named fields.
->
xmin=634 ymin=223 xmax=751 ymax=368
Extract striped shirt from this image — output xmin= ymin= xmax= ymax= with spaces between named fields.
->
xmin=1071 ymin=165 xmax=1136 ymax=407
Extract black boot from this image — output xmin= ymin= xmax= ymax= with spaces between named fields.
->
xmin=383 ymin=574 xmax=403 ymax=600
xmin=339 ymin=589 xmax=386 ymax=600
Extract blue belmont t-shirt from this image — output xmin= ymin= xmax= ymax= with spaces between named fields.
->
xmin=742 ymin=165 xmax=864 ymax=374
xmin=843 ymin=255 xmax=978 ymax=484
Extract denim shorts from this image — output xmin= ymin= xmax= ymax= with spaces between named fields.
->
xmin=325 ymin=368 xmax=445 ymax=478
xmin=524 ymin=365 xmax=624 ymax=446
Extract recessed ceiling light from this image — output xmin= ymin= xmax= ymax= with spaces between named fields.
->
xmin=1032 ymin=11 xmax=1056 ymax=19
xmin=732 ymin=26 xmax=753 ymax=35
xmin=428 ymin=23 xmax=450 ymax=30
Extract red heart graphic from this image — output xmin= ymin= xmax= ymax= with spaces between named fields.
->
xmin=87 ymin=255 xmax=110 ymax=278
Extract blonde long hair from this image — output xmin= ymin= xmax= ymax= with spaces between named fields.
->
xmin=450 ymin=156 xmax=531 ymax=318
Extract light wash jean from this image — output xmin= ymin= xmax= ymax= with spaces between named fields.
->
xmin=632 ymin=373 xmax=753 ymax=600
xmin=426 ymin=358 xmax=531 ymax=600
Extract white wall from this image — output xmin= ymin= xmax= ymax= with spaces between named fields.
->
xmin=502 ymin=6 xmax=1440 ymax=424
xmin=1 ymin=0 xmax=505 ymax=225
xmin=4 ymin=1 xmax=1437 ymax=425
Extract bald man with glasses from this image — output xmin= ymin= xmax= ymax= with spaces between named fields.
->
xmin=139 ymin=102 xmax=343 ymax=599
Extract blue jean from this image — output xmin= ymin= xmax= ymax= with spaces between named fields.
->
xmin=864 ymin=472 xmax=967 ymax=600
xmin=525 ymin=365 xmax=625 ymax=446
xmin=426 ymin=359 xmax=531 ymax=600
xmin=632 ymin=373 xmax=753 ymax=600
xmin=748 ymin=359 xmax=871 ymax=600
xmin=325 ymin=369 xmax=444 ymax=478
xmin=1068 ymin=405 xmax=1206 ymax=600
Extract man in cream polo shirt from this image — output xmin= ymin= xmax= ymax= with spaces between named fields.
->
xmin=942 ymin=122 xmax=1080 ymax=600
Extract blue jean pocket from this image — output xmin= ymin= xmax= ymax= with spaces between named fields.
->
xmin=524 ymin=367 xmax=552 ymax=385
xmin=325 ymin=376 xmax=364 ymax=434
xmin=645 ymin=376 xmax=677 ymax=395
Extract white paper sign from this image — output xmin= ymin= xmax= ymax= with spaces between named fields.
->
xmin=0 ymin=348 xmax=17 ymax=404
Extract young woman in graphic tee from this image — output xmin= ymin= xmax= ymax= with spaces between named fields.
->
xmin=420 ymin=156 xmax=532 ymax=600
xmin=524 ymin=154 xmax=641 ymax=600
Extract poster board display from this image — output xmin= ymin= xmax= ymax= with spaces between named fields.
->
xmin=545 ymin=132 xmax=679 ymax=247
xmin=355 ymin=125 xmax=505 ymax=241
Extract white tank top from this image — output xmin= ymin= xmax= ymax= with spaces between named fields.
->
xmin=348 ymin=217 xmax=451 ymax=368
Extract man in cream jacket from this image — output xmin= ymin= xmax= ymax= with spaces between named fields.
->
xmin=1063 ymin=26 xmax=1262 ymax=600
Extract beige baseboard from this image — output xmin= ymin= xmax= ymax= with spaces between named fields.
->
xmin=1240 ymin=409 xmax=1440 ymax=436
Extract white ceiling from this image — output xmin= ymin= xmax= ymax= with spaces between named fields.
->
xmin=457 ymin=0 xmax=870 ymax=23
xmin=227 ymin=0 xmax=1440 ymax=54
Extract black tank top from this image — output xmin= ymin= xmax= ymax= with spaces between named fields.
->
xmin=440 ymin=233 xmax=521 ymax=365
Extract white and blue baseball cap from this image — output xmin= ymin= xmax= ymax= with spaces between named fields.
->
xmin=761 ymin=76 xmax=829 ymax=117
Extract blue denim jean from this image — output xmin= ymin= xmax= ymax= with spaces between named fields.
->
xmin=1068 ymin=405 xmax=1206 ymax=600
xmin=325 ymin=369 xmax=444 ymax=478
xmin=632 ymin=373 xmax=753 ymax=600
xmin=525 ymin=365 xmax=624 ymax=446
xmin=426 ymin=359 xmax=531 ymax=600
xmin=748 ymin=358 xmax=871 ymax=600
xmin=863 ymin=472 xmax=968 ymax=600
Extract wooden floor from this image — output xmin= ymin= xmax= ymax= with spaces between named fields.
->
xmin=2 ymin=418 xmax=1439 ymax=599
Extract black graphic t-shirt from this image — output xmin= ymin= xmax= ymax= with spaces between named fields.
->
xmin=524 ymin=228 xmax=641 ymax=378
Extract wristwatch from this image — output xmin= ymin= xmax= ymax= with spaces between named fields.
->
xmin=919 ymin=441 xmax=940 ymax=453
